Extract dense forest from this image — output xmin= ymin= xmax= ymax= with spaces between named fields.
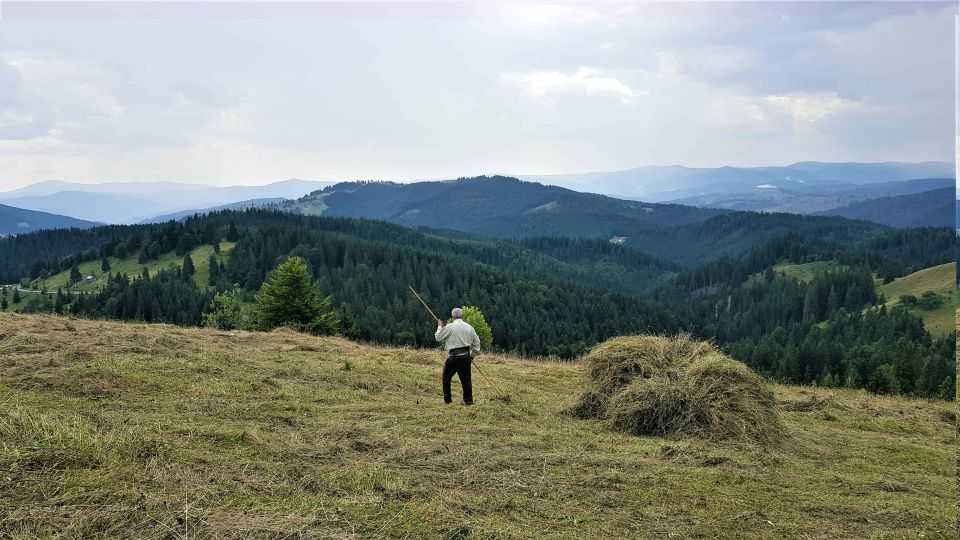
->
xmin=0 ymin=209 xmax=954 ymax=398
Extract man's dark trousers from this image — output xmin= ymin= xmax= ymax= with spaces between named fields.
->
xmin=442 ymin=346 xmax=473 ymax=404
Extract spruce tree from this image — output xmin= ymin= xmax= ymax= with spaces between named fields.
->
xmin=182 ymin=253 xmax=195 ymax=278
xmin=255 ymin=256 xmax=338 ymax=335
xmin=208 ymin=254 xmax=220 ymax=286
xmin=69 ymin=263 xmax=82 ymax=284
xmin=226 ymin=223 xmax=240 ymax=242
xmin=12 ymin=289 xmax=21 ymax=304
xmin=101 ymin=257 xmax=111 ymax=272
xmin=1 ymin=297 xmax=7 ymax=311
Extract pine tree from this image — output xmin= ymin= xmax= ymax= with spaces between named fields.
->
xmin=182 ymin=253 xmax=195 ymax=277
xmin=0 ymin=297 xmax=7 ymax=311
xmin=12 ymin=289 xmax=21 ymax=304
xmin=69 ymin=263 xmax=82 ymax=284
xmin=226 ymin=223 xmax=240 ymax=242
xmin=101 ymin=257 xmax=111 ymax=272
xmin=208 ymin=254 xmax=220 ymax=286
xmin=255 ymin=257 xmax=339 ymax=335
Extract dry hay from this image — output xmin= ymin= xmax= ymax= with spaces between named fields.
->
xmin=572 ymin=334 xmax=784 ymax=444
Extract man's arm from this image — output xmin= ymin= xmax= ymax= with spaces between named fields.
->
xmin=470 ymin=329 xmax=481 ymax=355
xmin=435 ymin=320 xmax=450 ymax=342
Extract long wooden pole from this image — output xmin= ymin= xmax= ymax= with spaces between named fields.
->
xmin=408 ymin=285 xmax=506 ymax=400
xmin=408 ymin=285 xmax=440 ymax=322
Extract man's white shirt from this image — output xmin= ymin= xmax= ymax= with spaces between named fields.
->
xmin=435 ymin=319 xmax=481 ymax=355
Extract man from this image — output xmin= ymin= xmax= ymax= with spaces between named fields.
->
xmin=435 ymin=307 xmax=481 ymax=405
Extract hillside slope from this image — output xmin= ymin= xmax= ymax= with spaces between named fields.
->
xmin=0 ymin=203 xmax=99 ymax=235
xmin=814 ymin=187 xmax=954 ymax=228
xmin=285 ymin=176 xmax=726 ymax=239
xmin=0 ymin=314 xmax=953 ymax=538
xmin=879 ymin=262 xmax=956 ymax=337
xmin=28 ymin=241 xmax=235 ymax=292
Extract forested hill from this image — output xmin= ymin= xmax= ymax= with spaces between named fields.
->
xmin=813 ymin=187 xmax=955 ymax=228
xmin=282 ymin=176 xmax=919 ymax=265
xmin=0 ymin=209 xmax=953 ymax=398
xmin=284 ymin=176 xmax=727 ymax=239
xmin=0 ymin=203 xmax=99 ymax=235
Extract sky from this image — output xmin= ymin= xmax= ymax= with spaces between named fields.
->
xmin=0 ymin=1 xmax=956 ymax=189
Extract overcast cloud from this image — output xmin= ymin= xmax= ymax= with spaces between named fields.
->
xmin=0 ymin=1 xmax=955 ymax=189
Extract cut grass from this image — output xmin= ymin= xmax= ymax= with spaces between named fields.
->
xmin=879 ymin=262 xmax=956 ymax=337
xmin=27 ymin=241 xmax=235 ymax=293
xmin=0 ymin=313 xmax=954 ymax=538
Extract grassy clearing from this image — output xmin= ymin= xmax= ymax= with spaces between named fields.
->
xmin=28 ymin=242 xmax=235 ymax=293
xmin=879 ymin=262 xmax=956 ymax=337
xmin=774 ymin=260 xmax=843 ymax=283
xmin=0 ymin=313 xmax=954 ymax=538
xmin=746 ymin=260 xmax=844 ymax=287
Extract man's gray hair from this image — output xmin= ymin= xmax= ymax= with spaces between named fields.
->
xmin=451 ymin=307 xmax=464 ymax=319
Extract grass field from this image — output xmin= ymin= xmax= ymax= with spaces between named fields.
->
xmin=879 ymin=262 xmax=956 ymax=337
xmin=0 ymin=313 xmax=954 ymax=539
xmin=27 ymin=242 xmax=235 ymax=293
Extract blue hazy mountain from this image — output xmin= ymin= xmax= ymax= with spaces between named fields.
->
xmin=515 ymin=161 xmax=955 ymax=202
xmin=813 ymin=187 xmax=954 ymax=228
xmin=0 ymin=179 xmax=332 ymax=224
xmin=0 ymin=203 xmax=99 ymax=235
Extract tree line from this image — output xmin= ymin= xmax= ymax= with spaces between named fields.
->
xmin=0 ymin=210 xmax=953 ymax=398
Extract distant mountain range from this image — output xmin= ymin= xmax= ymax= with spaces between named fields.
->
xmin=515 ymin=161 xmax=955 ymax=205
xmin=0 ymin=179 xmax=331 ymax=224
xmin=0 ymin=203 xmax=99 ymax=235
xmin=0 ymin=161 xmax=953 ymax=232
xmin=140 ymin=198 xmax=286 ymax=223
xmin=282 ymin=175 xmax=912 ymax=265
xmin=283 ymin=176 xmax=726 ymax=239
xmin=814 ymin=187 xmax=954 ymax=228
xmin=666 ymin=178 xmax=954 ymax=214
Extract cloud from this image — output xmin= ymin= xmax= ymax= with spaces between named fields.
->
xmin=764 ymin=92 xmax=863 ymax=123
xmin=501 ymin=67 xmax=646 ymax=104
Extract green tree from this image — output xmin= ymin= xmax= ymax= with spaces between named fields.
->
xmin=226 ymin=223 xmax=240 ymax=242
xmin=12 ymin=289 xmax=21 ymax=304
xmin=182 ymin=253 xmax=195 ymax=277
xmin=255 ymin=257 xmax=339 ymax=335
xmin=1 ymin=297 xmax=7 ymax=311
xmin=866 ymin=364 xmax=900 ymax=395
xmin=101 ymin=257 xmax=111 ymax=272
xmin=202 ymin=286 xmax=249 ymax=330
xmin=69 ymin=263 xmax=82 ymax=284
xmin=208 ymin=254 xmax=220 ymax=286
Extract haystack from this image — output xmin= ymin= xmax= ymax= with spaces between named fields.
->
xmin=572 ymin=335 xmax=784 ymax=444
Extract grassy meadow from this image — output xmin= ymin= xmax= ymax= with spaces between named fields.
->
xmin=0 ymin=313 xmax=954 ymax=539
xmin=27 ymin=242 xmax=235 ymax=293
xmin=879 ymin=262 xmax=956 ymax=337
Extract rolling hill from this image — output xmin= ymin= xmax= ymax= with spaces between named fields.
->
xmin=140 ymin=198 xmax=286 ymax=224
xmin=283 ymin=176 xmax=914 ymax=265
xmin=0 ymin=313 xmax=953 ymax=538
xmin=878 ymin=262 xmax=956 ymax=337
xmin=0 ymin=203 xmax=99 ymax=235
xmin=814 ymin=187 xmax=954 ymax=228
xmin=668 ymin=178 xmax=954 ymax=215
xmin=285 ymin=176 xmax=726 ymax=239
xmin=26 ymin=241 xmax=235 ymax=293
